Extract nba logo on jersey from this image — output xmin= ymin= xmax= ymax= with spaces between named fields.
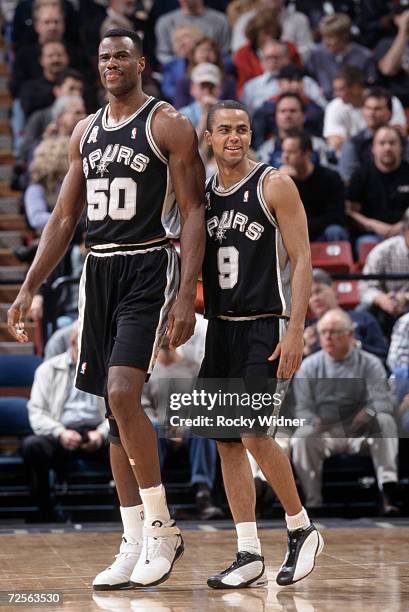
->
xmin=243 ymin=190 xmax=249 ymax=202
xmin=80 ymin=362 xmax=87 ymax=375
xmin=131 ymin=127 xmax=138 ymax=139
xmin=87 ymin=126 xmax=99 ymax=144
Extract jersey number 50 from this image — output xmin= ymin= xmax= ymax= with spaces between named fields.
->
xmin=87 ymin=178 xmax=137 ymax=221
xmin=217 ymin=246 xmax=239 ymax=289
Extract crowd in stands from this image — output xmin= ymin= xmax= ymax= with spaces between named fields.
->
xmin=1 ymin=0 xmax=409 ymax=520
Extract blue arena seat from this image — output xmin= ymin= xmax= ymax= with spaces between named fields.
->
xmin=0 ymin=354 xmax=42 ymax=397
xmin=0 ymin=396 xmax=32 ymax=436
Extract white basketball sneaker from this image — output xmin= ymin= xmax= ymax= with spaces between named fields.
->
xmin=93 ymin=536 xmax=142 ymax=591
xmin=130 ymin=519 xmax=184 ymax=587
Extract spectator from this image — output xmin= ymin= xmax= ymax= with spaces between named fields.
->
xmin=339 ymin=87 xmax=409 ymax=184
xmin=19 ymin=69 xmax=84 ymax=165
xmin=347 ymin=127 xmax=409 ymax=242
xmin=173 ymin=36 xmax=236 ymax=109
xmin=323 ymin=66 xmax=406 ymax=153
xmin=305 ymin=268 xmax=388 ymax=361
xmin=241 ymin=39 xmax=326 ymax=117
xmin=252 ymin=65 xmax=325 ymax=148
xmin=21 ymin=322 xmax=109 ymax=521
xmin=155 ymin=0 xmax=230 ymax=66
xmin=160 ymin=24 xmax=203 ymax=102
xmin=388 ymin=312 xmax=409 ymax=371
xmin=306 ymin=13 xmax=376 ymax=100
xmin=19 ymin=39 xmax=70 ymax=119
xmin=231 ymin=0 xmax=313 ymax=60
xmin=358 ymin=0 xmax=398 ymax=49
xmin=279 ymin=129 xmax=347 ymax=241
xmin=43 ymin=95 xmax=86 ymax=138
xmin=292 ymin=308 xmax=399 ymax=516
xmin=257 ymin=94 xmax=331 ymax=169
xmin=142 ymin=338 xmax=223 ymax=520
xmin=24 ymin=136 xmax=70 ymax=233
xmin=234 ymin=8 xmax=300 ymax=97
xmin=358 ymin=208 xmax=409 ymax=335
xmin=179 ymin=63 xmax=221 ymax=144
xmin=375 ymin=8 xmax=409 ymax=108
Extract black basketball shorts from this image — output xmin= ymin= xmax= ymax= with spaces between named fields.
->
xmin=75 ymin=242 xmax=179 ymax=397
xmin=198 ymin=316 xmax=286 ymax=442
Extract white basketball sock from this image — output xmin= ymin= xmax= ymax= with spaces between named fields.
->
xmin=285 ymin=506 xmax=311 ymax=532
xmin=139 ymin=484 xmax=171 ymax=525
xmin=236 ymin=522 xmax=261 ymax=555
xmin=120 ymin=504 xmax=144 ymax=543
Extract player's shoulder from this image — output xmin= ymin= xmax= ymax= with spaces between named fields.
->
xmin=71 ymin=113 xmax=98 ymax=145
xmin=262 ymin=167 xmax=297 ymax=192
xmin=154 ymin=101 xmax=196 ymax=132
xmin=152 ymin=101 xmax=198 ymax=150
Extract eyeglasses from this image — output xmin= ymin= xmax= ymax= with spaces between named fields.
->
xmin=318 ymin=329 xmax=350 ymax=338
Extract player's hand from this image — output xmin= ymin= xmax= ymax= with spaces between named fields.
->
xmin=268 ymin=329 xmax=303 ymax=379
xmin=167 ymin=296 xmax=196 ymax=349
xmin=7 ymin=288 xmax=34 ymax=342
xmin=81 ymin=430 xmax=104 ymax=452
xmin=59 ymin=430 xmax=82 ymax=450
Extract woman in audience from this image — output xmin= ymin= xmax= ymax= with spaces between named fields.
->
xmin=160 ymin=24 xmax=203 ymax=102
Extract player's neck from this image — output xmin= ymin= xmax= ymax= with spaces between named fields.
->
xmin=106 ymin=90 xmax=150 ymax=126
xmin=217 ymin=158 xmax=256 ymax=189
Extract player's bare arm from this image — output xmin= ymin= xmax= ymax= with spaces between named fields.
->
xmin=264 ymin=170 xmax=312 ymax=378
xmin=7 ymin=116 xmax=92 ymax=342
xmin=153 ymin=105 xmax=206 ymax=348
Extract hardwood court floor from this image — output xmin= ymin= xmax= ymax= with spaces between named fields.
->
xmin=0 ymin=524 xmax=408 ymax=611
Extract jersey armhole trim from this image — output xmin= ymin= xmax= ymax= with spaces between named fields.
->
xmin=257 ymin=167 xmax=278 ymax=228
xmin=79 ymin=109 xmax=103 ymax=154
xmin=146 ymin=101 xmax=168 ymax=165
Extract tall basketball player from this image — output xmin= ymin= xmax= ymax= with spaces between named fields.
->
xmin=8 ymin=29 xmax=205 ymax=589
xmin=200 ymin=100 xmax=323 ymax=588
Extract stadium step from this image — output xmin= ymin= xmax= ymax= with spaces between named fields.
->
xmin=0 ymin=197 xmax=21 ymax=215
xmin=0 ymin=231 xmax=23 ymax=248
xmin=0 ymin=265 xmax=27 ymax=282
xmin=0 ymin=341 xmax=34 ymax=354
xmin=0 ymin=215 xmax=27 ymax=231
xmin=0 ymin=322 xmax=35 ymax=342
xmin=0 ymin=249 xmax=22 ymax=266
xmin=0 ymin=284 xmax=21 ymax=302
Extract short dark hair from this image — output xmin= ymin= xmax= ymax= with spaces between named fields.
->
xmin=206 ymin=100 xmax=251 ymax=132
xmin=282 ymin=128 xmax=312 ymax=152
xmin=364 ymin=87 xmax=393 ymax=114
xmin=276 ymin=92 xmax=305 ymax=113
xmin=373 ymin=124 xmax=405 ymax=148
xmin=101 ymin=28 xmax=143 ymax=54
xmin=55 ymin=68 xmax=84 ymax=87
xmin=335 ymin=65 xmax=364 ymax=87
xmin=278 ymin=65 xmax=305 ymax=81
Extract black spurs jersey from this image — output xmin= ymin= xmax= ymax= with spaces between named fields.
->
xmin=80 ymin=96 xmax=179 ymax=247
xmin=202 ymin=162 xmax=291 ymax=319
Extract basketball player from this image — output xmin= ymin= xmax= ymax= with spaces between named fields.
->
xmin=200 ymin=100 xmax=323 ymax=588
xmin=7 ymin=28 xmax=205 ymax=589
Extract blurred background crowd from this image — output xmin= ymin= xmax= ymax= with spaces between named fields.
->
xmin=1 ymin=0 xmax=409 ymax=524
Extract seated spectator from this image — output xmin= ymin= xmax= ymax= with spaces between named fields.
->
xmin=19 ymin=39 xmax=70 ymax=119
xmin=375 ymin=8 xmax=409 ymax=109
xmin=241 ymin=39 xmax=326 ymax=117
xmin=279 ymin=129 xmax=347 ymax=241
xmin=305 ymin=268 xmax=388 ymax=361
xmin=24 ymin=136 xmax=69 ymax=233
xmin=340 ymin=87 xmax=409 ymax=184
xmin=324 ymin=66 xmax=406 ymax=154
xmin=233 ymin=8 xmax=301 ymax=97
xmin=155 ymin=0 xmax=230 ymax=66
xmin=142 ymin=338 xmax=222 ymax=520
xmin=160 ymin=24 xmax=203 ymax=102
xmin=252 ymin=65 xmax=325 ymax=148
xmin=257 ymin=96 xmax=332 ymax=170
xmin=43 ymin=94 xmax=86 ymax=138
xmin=292 ymin=308 xmax=399 ymax=516
xmin=179 ymin=63 xmax=221 ymax=146
xmin=347 ymin=127 xmax=409 ymax=242
xmin=306 ymin=13 xmax=376 ymax=101
xmin=19 ymin=70 xmax=84 ymax=165
xmin=231 ymin=0 xmax=313 ymax=60
xmin=173 ymin=36 xmax=236 ymax=109
xmin=21 ymin=322 xmax=109 ymax=521
xmin=358 ymin=209 xmax=409 ymax=335
xmin=388 ymin=312 xmax=409 ymax=372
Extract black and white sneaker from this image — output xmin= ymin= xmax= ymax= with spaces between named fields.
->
xmin=276 ymin=523 xmax=324 ymax=586
xmin=207 ymin=552 xmax=267 ymax=589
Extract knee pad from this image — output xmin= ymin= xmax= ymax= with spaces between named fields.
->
xmin=108 ymin=416 xmax=121 ymax=446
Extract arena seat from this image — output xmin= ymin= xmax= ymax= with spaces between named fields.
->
xmin=334 ymin=280 xmax=360 ymax=309
xmin=0 ymin=354 xmax=42 ymax=397
xmin=0 ymin=396 xmax=32 ymax=437
xmin=310 ymin=241 xmax=353 ymax=274
xmin=357 ymin=241 xmax=377 ymax=271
